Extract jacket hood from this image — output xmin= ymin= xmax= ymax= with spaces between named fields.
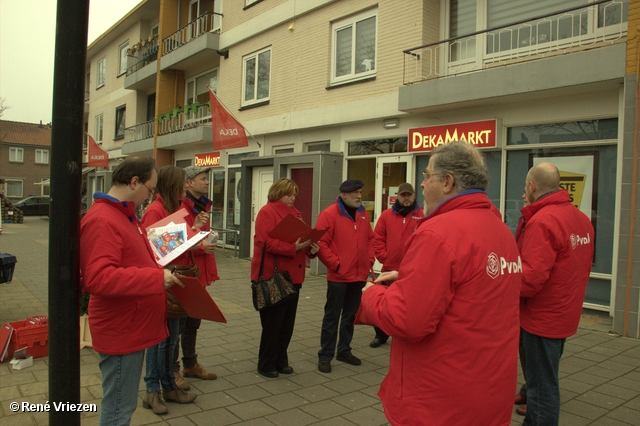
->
xmin=520 ymin=190 xmax=571 ymax=221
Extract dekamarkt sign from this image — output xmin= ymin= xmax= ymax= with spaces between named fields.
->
xmin=195 ymin=152 xmax=221 ymax=167
xmin=408 ymin=119 xmax=497 ymax=152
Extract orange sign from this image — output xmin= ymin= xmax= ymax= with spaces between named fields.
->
xmin=194 ymin=152 xmax=221 ymax=167
xmin=409 ymin=119 xmax=497 ymax=152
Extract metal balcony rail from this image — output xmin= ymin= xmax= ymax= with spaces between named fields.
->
xmin=157 ymin=102 xmax=212 ymax=136
xmin=163 ymin=11 xmax=223 ymax=55
xmin=403 ymin=0 xmax=627 ymax=85
xmin=124 ymin=120 xmax=154 ymax=143
xmin=126 ymin=37 xmax=159 ymax=76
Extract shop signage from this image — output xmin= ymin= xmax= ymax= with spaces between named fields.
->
xmin=408 ymin=119 xmax=497 ymax=152
xmin=195 ymin=151 xmax=221 ymax=167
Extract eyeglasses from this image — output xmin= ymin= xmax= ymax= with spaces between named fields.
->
xmin=142 ymin=182 xmax=155 ymax=198
xmin=422 ymin=170 xmax=440 ymax=181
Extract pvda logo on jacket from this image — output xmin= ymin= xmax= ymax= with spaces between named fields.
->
xmin=486 ymin=252 xmax=522 ymax=280
xmin=570 ymin=233 xmax=591 ymax=249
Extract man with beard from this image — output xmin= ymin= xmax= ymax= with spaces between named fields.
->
xmin=315 ymin=179 xmax=374 ymax=373
xmin=369 ymin=183 xmax=423 ymax=348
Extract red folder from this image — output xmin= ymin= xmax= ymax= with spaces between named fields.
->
xmin=170 ymin=276 xmax=227 ymax=323
xmin=268 ymin=213 xmax=329 ymax=244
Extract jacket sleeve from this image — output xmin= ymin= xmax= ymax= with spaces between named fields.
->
xmin=373 ymin=212 xmax=388 ymax=264
xmin=519 ymin=220 xmax=558 ymax=298
xmin=254 ymin=206 xmax=296 ymax=258
xmin=316 ymin=210 xmax=339 ymax=271
xmin=360 ymin=229 xmax=455 ymax=343
xmin=81 ymin=219 xmax=165 ymax=298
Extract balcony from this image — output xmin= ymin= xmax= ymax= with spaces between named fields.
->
xmin=399 ymin=0 xmax=627 ymax=112
xmin=161 ymin=11 xmax=223 ymax=72
xmin=124 ymin=36 xmax=159 ymax=91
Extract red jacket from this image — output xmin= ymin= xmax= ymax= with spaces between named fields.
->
xmin=373 ymin=203 xmax=423 ymax=271
xmin=360 ymin=191 xmax=521 ymax=426
xmin=180 ymin=195 xmax=219 ymax=286
xmin=80 ymin=193 xmax=167 ymax=355
xmin=316 ymin=197 xmax=374 ymax=282
xmin=250 ymin=200 xmax=314 ymax=285
xmin=516 ymin=190 xmax=594 ymax=338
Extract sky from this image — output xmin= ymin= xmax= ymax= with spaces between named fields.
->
xmin=0 ymin=0 xmax=141 ymax=124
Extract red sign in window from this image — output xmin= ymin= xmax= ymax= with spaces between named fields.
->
xmin=408 ymin=119 xmax=497 ymax=152
xmin=194 ymin=152 xmax=221 ymax=167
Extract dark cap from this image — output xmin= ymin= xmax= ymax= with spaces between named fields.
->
xmin=397 ymin=183 xmax=415 ymax=195
xmin=339 ymin=179 xmax=364 ymax=193
xmin=184 ymin=165 xmax=211 ymax=180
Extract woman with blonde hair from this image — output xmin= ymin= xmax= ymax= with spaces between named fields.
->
xmin=251 ymin=178 xmax=319 ymax=378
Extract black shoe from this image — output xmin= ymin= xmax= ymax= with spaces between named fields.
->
xmin=318 ymin=360 xmax=331 ymax=373
xmin=257 ymin=369 xmax=279 ymax=378
xmin=369 ymin=337 xmax=387 ymax=348
xmin=278 ymin=366 xmax=294 ymax=374
xmin=336 ymin=354 xmax=362 ymax=366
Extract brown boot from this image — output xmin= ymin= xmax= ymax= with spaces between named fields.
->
xmin=142 ymin=391 xmax=168 ymax=414
xmin=183 ymin=363 xmax=217 ymax=380
xmin=164 ymin=387 xmax=197 ymax=404
xmin=174 ymin=370 xmax=190 ymax=391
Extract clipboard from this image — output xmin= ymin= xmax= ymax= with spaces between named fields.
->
xmin=146 ymin=208 xmax=210 ymax=266
xmin=170 ymin=276 xmax=227 ymax=323
xmin=268 ymin=213 xmax=329 ymax=244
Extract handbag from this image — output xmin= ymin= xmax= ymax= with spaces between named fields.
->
xmin=166 ymin=252 xmax=199 ymax=318
xmin=251 ymin=242 xmax=297 ymax=311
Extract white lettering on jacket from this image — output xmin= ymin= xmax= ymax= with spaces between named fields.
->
xmin=486 ymin=252 xmax=522 ymax=280
xmin=570 ymin=233 xmax=591 ymax=249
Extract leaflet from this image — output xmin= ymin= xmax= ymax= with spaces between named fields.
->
xmin=146 ymin=208 xmax=210 ymax=266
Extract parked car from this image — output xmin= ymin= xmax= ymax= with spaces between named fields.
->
xmin=14 ymin=196 xmax=50 ymax=216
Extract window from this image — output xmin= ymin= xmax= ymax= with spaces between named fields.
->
xmin=186 ymin=69 xmax=218 ymax=105
xmin=242 ymin=47 xmax=271 ymax=106
xmin=95 ymin=114 xmax=104 ymax=144
xmin=306 ymin=142 xmax=331 ymax=152
xmin=331 ymin=9 xmax=377 ymax=84
xmin=245 ymin=0 xmax=261 ymax=7
xmin=4 ymin=179 xmax=23 ymax=198
xmin=97 ymin=57 xmax=106 ymax=88
xmin=118 ymin=42 xmax=129 ymax=76
xmin=35 ymin=149 xmax=49 ymax=164
xmin=115 ymin=105 xmax=126 ymax=139
xmin=9 ymin=147 xmax=24 ymax=162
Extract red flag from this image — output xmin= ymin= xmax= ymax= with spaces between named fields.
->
xmin=210 ymin=88 xmax=249 ymax=150
xmin=87 ymin=134 xmax=109 ymax=168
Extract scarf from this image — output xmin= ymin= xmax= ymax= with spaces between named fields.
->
xmin=395 ymin=199 xmax=417 ymax=217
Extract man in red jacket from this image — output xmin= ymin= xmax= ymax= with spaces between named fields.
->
xmin=515 ymin=162 xmax=594 ymax=425
xmin=315 ymin=179 xmax=374 ymax=373
xmin=360 ymin=142 xmax=521 ymax=426
xmin=173 ymin=165 xmax=220 ymax=389
xmin=80 ymin=157 xmax=183 ymax=425
xmin=370 ymin=182 xmax=423 ymax=348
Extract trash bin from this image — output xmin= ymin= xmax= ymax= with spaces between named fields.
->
xmin=0 ymin=253 xmax=17 ymax=284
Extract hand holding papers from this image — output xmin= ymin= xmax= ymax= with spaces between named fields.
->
xmin=146 ymin=208 xmax=210 ymax=266
xmin=268 ymin=213 xmax=329 ymax=245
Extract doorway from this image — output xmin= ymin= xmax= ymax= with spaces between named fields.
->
xmin=250 ymin=167 xmax=273 ymax=257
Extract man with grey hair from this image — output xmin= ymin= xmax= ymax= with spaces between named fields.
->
xmin=360 ymin=141 xmax=521 ymax=425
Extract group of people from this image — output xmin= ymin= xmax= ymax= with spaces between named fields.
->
xmin=82 ymin=140 xmax=594 ymax=426
xmin=80 ymin=160 xmax=220 ymax=424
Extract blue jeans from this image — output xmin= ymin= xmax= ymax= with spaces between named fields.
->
xmin=98 ymin=350 xmax=145 ymax=426
xmin=144 ymin=318 xmax=179 ymax=392
xmin=318 ymin=281 xmax=365 ymax=361
xmin=521 ymin=328 xmax=565 ymax=426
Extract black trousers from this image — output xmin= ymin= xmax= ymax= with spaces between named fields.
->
xmin=173 ymin=316 xmax=201 ymax=370
xmin=258 ymin=288 xmax=300 ymax=372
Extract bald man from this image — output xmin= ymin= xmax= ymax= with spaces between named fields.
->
xmin=515 ymin=162 xmax=594 ymax=425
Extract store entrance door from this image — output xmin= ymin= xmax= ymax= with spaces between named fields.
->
xmin=375 ymin=155 xmax=413 ymax=223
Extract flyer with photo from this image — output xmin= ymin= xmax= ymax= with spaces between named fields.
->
xmin=146 ymin=209 xmax=210 ymax=266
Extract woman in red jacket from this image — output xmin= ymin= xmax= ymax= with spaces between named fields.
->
xmin=250 ymin=178 xmax=318 ymax=378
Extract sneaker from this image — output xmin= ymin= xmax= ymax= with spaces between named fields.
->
xmin=142 ymin=391 xmax=168 ymax=414
xmin=318 ymin=360 xmax=331 ymax=373
xmin=336 ymin=354 xmax=362 ymax=366
xmin=516 ymin=405 xmax=526 ymax=416
xmin=174 ymin=370 xmax=190 ymax=391
xmin=163 ymin=388 xmax=197 ymax=404
xmin=514 ymin=394 xmax=526 ymax=405
xmin=183 ymin=363 xmax=217 ymax=380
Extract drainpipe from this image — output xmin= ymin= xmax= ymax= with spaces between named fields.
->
xmin=48 ymin=0 xmax=88 ymax=424
xmin=624 ymin=35 xmax=640 ymax=337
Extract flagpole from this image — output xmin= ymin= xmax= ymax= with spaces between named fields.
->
xmin=208 ymin=87 xmax=261 ymax=148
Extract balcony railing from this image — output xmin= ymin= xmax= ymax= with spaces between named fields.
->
xmin=126 ymin=37 xmax=159 ymax=76
xmin=157 ymin=103 xmax=212 ymax=136
xmin=163 ymin=11 xmax=222 ymax=55
xmin=124 ymin=120 xmax=154 ymax=144
xmin=403 ymin=0 xmax=627 ymax=85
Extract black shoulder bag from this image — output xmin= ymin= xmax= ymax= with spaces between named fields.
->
xmin=251 ymin=242 xmax=297 ymax=311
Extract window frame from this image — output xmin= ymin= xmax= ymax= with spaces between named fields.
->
xmin=4 ymin=179 xmax=23 ymax=198
xmin=241 ymin=47 xmax=271 ymax=107
xmin=9 ymin=147 xmax=24 ymax=163
xmin=35 ymin=149 xmax=50 ymax=165
xmin=97 ymin=57 xmax=106 ymax=88
xmin=118 ymin=41 xmax=129 ymax=77
xmin=114 ymin=105 xmax=126 ymax=140
xmin=185 ymin=68 xmax=218 ymax=105
xmin=330 ymin=8 xmax=378 ymax=85
xmin=95 ymin=114 xmax=104 ymax=144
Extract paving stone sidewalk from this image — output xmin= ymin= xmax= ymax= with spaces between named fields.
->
xmin=0 ymin=217 xmax=639 ymax=425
